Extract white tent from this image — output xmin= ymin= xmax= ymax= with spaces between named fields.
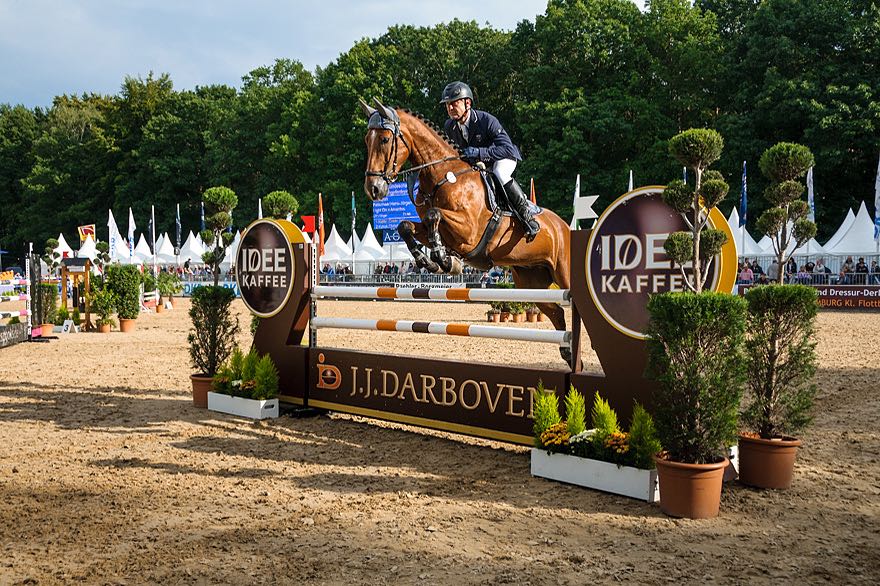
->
xmin=155 ymin=233 xmax=166 ymax=254
xmin=77 ymin=234 xmax=97 ymax=260
xmin=156 ymin=234 xmax=177 ymax=264
xmin=378 ymin=242 xmax=414 ymax=263
xmin=219 ymin=231 xmax=242 ymax=271
xmin=355 ymin=223 xmax=385 ymax=259
xmin=822 ymin=208 xmax=855 ymax=251
xmin=346 ymin=230 xmax=362 ymax=253
xmin=726 ymin=207 xmax=763 ymax=256
xmin=54 ymin=233 xmax=74 ymax=259
xmin=825 ymin=201 xmax=877 ymax=256
xmin=135 ymin=234 xmax=153 ymax=258
xmin=115 ymin=237 xmax=135 ymax=262
xmin=321 ymin=225 xmax=353 ymax=262
xmin=179 ymin=231 xmax=205 ymax=264
xmin=757 ymin=235 xmax=774 ymax=253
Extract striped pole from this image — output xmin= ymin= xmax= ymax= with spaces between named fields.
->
xmin=0 ymin=294 xmax=31 ymax=302
xmin=0 ymin=279 xmax=29 ymax=286
xmin=313 ymin=286 xmax=570 ymax=304
xmin=0 ymin=310 xmax=30 ymax=319
xmin=310 ymin=317 xmax=571 ymax=347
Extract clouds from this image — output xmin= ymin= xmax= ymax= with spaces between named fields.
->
xmin=0 ymin=0 xmax=553 ymax=108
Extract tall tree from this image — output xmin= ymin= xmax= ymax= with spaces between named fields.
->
xmin=0 ymin=104 xmax=38 ymax=251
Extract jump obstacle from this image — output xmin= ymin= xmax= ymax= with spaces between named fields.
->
xmin=0 ymin=244 xmax=34 ymax=347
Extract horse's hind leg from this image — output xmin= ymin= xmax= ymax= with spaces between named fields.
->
xmin=512 ymin=266 xmax=570 ymax=365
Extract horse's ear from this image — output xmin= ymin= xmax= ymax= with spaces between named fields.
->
xmin=358 ymin=98 xmax=376 ymax=118
xmin=373 ymin=98 xmax=396 ymax=121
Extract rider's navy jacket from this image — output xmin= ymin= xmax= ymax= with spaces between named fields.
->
xmin=444 ymin=109 xmax=522 ymax=163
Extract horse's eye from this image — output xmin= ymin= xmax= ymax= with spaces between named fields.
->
xmin=381 ymin=136 xmax=390 ymax=144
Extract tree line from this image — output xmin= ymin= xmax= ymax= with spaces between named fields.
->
xmin=1 ymin=0 xmax=878 ymax=258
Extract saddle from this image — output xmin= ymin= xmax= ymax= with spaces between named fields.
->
xmin=478 ymin=169 xmax=541 ymax=216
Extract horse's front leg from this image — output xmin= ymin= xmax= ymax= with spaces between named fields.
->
xmin=424 ymin=208 xmax=462 ymax=275
xmin=398 ymin=220 xmax=440 ymax=273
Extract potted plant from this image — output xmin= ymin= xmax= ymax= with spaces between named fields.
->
xmin=88 ymin=287 xmax=117 ymax=333
xmin=156 ymin=272 xmax=182 ymax=312
xmin=262 ymin=189 xmax=299 ymax=220
xmin=188 ymin=185 xmax=240 ymax=407
xmin=105 ymin=264 xmax=141 ymax=332
xmin=739 ymin=284 xmax=818 ymax=489
xmin=531 ymin=385 xmax=663 ymax=502
xmin=36 ymin=282 xmax=58 ymax=335
xmin=525 ymin=303 xmax=539 ymax=323
xmin=646 ymin=128 xmax=747 ymax=519
xmin=736 ymin=142 xmax=819 ymax=489
xmin=486 ymin=307 xmax=501 ymax=323
xmin=208 ymin=347 xmax=280 ymax=419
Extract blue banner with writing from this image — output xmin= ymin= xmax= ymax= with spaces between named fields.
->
xmin=372 ymin=180 xmax=419 ymax=230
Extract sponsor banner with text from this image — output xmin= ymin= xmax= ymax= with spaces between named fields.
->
xmin=738 ymin=284 xmax=880 ymax=310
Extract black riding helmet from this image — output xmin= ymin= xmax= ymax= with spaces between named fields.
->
xmin=439 ymin=81 xmax=474 ymax=104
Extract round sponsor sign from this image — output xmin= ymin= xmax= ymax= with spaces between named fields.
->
xmin=585 ymin=186 xmax=736 ymax=339
xmin=236 ymin=219 xmax=304 ymax=318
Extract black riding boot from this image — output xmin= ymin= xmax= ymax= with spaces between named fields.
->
xmin=503 ymin=179 xmax=540 ymax=242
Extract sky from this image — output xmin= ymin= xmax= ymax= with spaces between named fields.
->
xmin=0 ymin=0 xmax=643 ymax=109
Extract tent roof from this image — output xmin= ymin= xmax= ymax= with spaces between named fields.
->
xmin=823 ymin=208 xmax=855 ymax=250
xmin=55 ymin=233 xmax=74 ymax=257
xmin=825 ymin=201 xmax=877 ymax=255
xmin=322 ymin=225 xmax=352 ymax=262
xmin=353 ymin=223 xmax=385 ymax=261
xmin=135 ymin=234 xmax=153 ymax=258
xmin=726 ymin=207 xmax=763 ymax=256
xmin=77 ymin=234 xmax=97 ymax=260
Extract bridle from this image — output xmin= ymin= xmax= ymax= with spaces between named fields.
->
xmin=365 ymin=110 xmax=460 ymax=185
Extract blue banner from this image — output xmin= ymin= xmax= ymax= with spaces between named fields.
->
xmin=372 ymin=180 xmax=419 ymax=230
xmin=382 ymin=230 xmax=403 ymax=243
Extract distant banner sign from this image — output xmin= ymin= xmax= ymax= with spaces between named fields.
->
xmin=382 ymin=230 xmax=403 ymax=244
xmin=738 ymin=284 xmax=880 ymax=310
xmin=78 ymin=224 xmax=95 ymax=242
xmin=372 ymin=181 xmax=419 ymax=230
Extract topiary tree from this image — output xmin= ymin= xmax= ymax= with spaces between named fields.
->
xmin=757 ymin=143 xmax=816 ymax=282
xmin=42 ymin=238 xmax=62 ymax=277
xmin=93 ymin=241 xmax=111 ymax=274
xmin=105 ymin=264 xmax=142 ymax=320
xmin=201 ymin=186 xmax=238 ymax=287
xmin=662 ymin=129 xmax=730 ymax=293
xmin=263 ymin=190 xmax=299 ymax=220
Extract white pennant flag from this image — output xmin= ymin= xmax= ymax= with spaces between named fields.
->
xmin=806 ymin=167 xmax=815 ymax=223
xmin=628 ymin=169 xmax=634 ymax=192
xmin=127 ymin=207 xmax=136 ymax=259
xmin=107 ymin=209 xmax=121 ymax=260
xmin=569 ymin=174 xmax=581 ymax=230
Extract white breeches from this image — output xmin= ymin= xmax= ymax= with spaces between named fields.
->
xmin=492 ymin=159 xmax=517 ymax=185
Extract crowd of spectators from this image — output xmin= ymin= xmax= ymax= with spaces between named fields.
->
xmin=737 ymin=256 xmax=880 ymax=285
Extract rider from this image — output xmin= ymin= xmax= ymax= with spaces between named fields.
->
xmin=439 ymin=81 xmax=540 ymax=242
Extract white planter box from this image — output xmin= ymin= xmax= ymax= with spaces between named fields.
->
xmin=530 ymin=448 xmax=659 ymax=503
xmin=207 ymin=392 xmax=279 ymax=420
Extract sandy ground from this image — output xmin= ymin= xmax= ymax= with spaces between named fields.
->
xmin=1 ymin=297 xmax=879 ymax=585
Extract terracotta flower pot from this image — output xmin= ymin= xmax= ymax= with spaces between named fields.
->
xmin=487 ymin=312 xmax=500 ymax=323
xmin=41 ymin=323 xmax=55 ymax=336
xmin=655 ymin=455 xmax=728 ymax=519
xmin=737 ymin=434 xmax=802 ymax=489
xmin=190 ymin=374 xmax=213 ymax=409
xmin=526 ymin=312 xmax=538 ymax=323
xmin=98 ymin=323 xmax=111 ymax=333
xmin=500 ymin=311 xmax=510 ymax=322
xmin=119 ymin=318 xmax=136 ymax=333
xmin=155 ymin=301 xmax=165 ymax=314
xmin=537 ymin=312 xmax=545 ymax=322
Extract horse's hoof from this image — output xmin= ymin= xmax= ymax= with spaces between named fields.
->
xmin=560 ymin=346 xmax=572 ymax=365
xmin=449 ymin=257 xmax=463 ymax=275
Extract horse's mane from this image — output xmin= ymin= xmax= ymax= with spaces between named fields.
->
xmin=399 ymin=108 xmax=462 ymax=154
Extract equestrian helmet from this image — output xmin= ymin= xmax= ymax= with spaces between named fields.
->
xmin=439 ymin=81 xmax=474 ymax=104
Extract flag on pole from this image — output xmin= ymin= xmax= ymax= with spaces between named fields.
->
xmin=569 ymin=174 xmax=581 ymax=230
xmin=739 ymin=161 xmax=748 ymax=227
xmin=200 ymin=201 xmax=205 ymax=232
xmin=227 ymin=209 xmax=233 ymax=233
xmin=806 ymin=166 xmax=815 ymax=223
xmin=175 ymin=203 xmax=182 ymax=252
xmin=108 ymin=209 xmax=120 ymax=260
xmin=683 ymin=167 xmax=687 ymax=184
xmin=127 ymin=207 xmax=136 ymax=259
xmin=258 ymin=198 xmax=263 ymax=219
xmin=148 ymin=206 xmax=156 ymax=253
xmin=351 ymin=191 xmax=356 ymax=242
xmin=317 ymin=193 xmax=325 ymax=258
xmin=628 ymin=169 xmax=633 ymax=192
xmin=529 ymin=178 xmax=536 ymax=204
xmin=874 ymin=153 xmax=880 ymax=241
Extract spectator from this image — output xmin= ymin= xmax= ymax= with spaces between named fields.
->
xmin=767 ymin=259 xmax=780 ymax=283
xmin=752 ymin=260 xmax=764 ymax=276
xmin=855 ymin=257 xmax=869 ymax=284
xmin=738 ymin=263 xmax=754 ymax=284
xmin=786 ymin=257 xmax=798 ymax=282
xmin=840 ymin=256 xmax=854 ymax=284
xmin=871 ymin=261 xmax=880 ymax=285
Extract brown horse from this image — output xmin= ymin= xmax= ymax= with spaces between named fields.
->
xmin=361 ymin=99 xmax=573 ymax=362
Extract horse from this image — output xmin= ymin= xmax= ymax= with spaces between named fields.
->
xmin=360 ymin=98 xmax=573 ymax=363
